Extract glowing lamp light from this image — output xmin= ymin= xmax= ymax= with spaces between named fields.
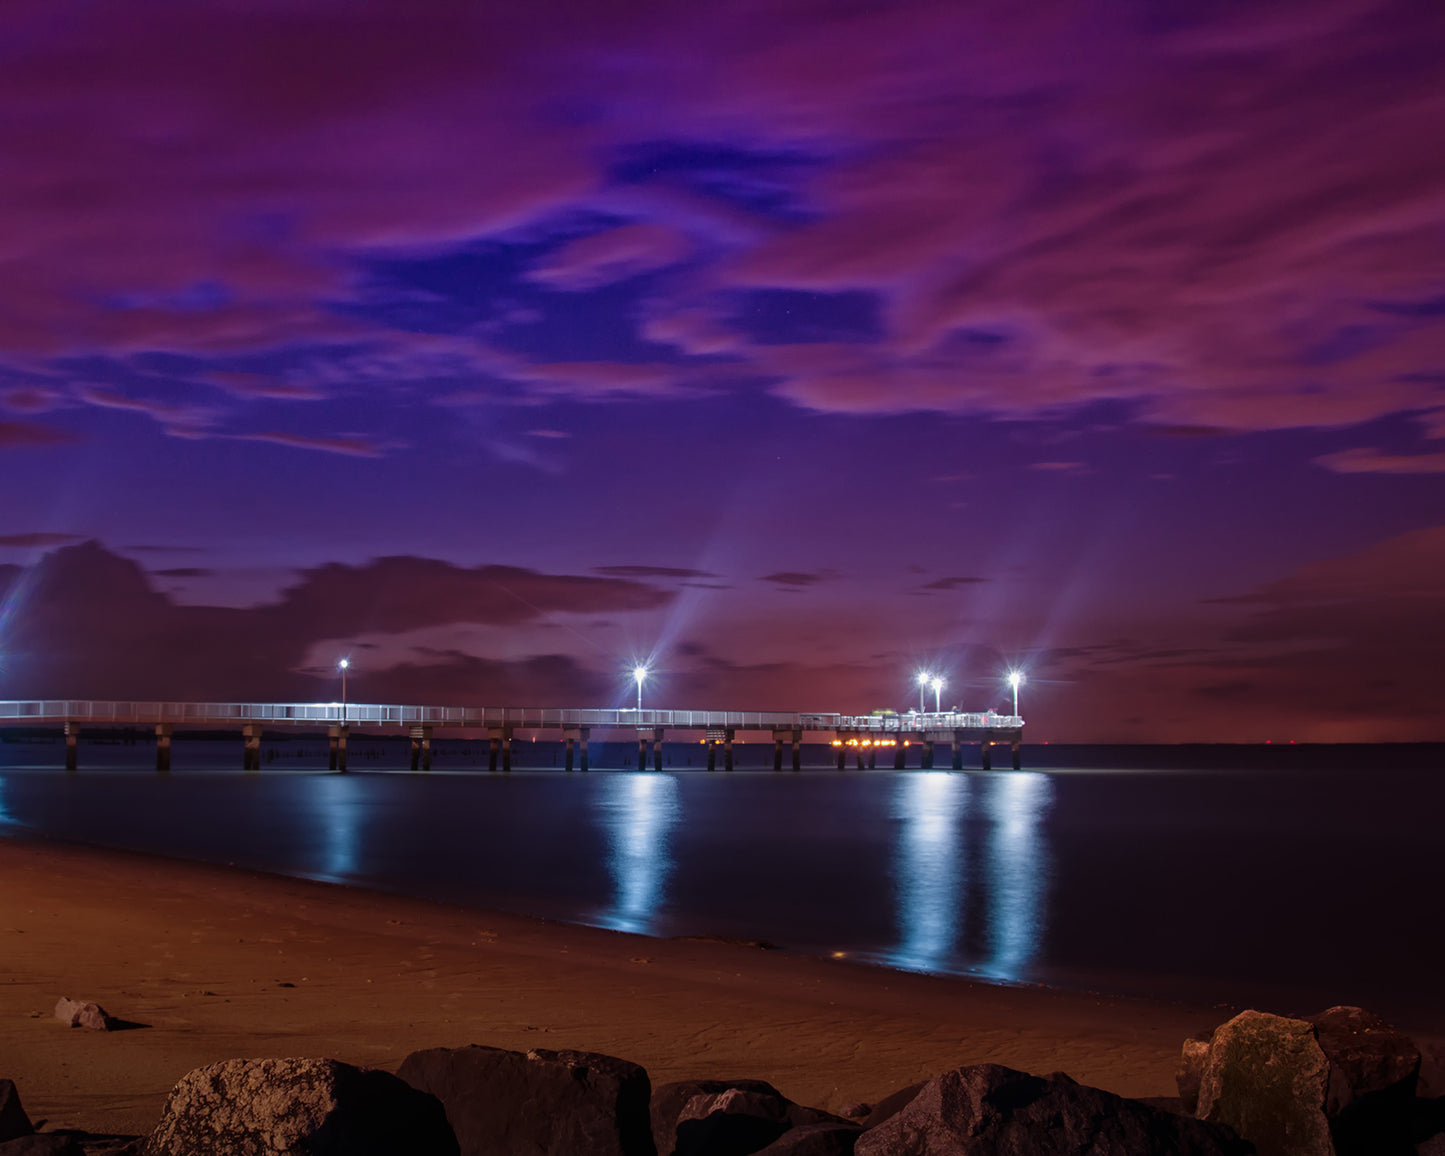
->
xmin=930 ymin=675 xmax=944 ymax=712
xmin=338 ymin=657 xmax=350 ymax=722
xmin=916 ymin=670 xmax=931 ymax=712
xmin=633 ymin=665 xmax=648 ymax=711
xmin=1007 ymin=670 xmax=1024 ymax=716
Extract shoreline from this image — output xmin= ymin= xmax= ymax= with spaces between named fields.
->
xmin=2 ymin=830 xmax=1439 ymax=1140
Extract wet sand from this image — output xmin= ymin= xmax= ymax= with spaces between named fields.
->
xmin=0 ymin=834 xmax=1420 ymax=1139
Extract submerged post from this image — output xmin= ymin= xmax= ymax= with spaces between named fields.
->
xmin=563 ymin=728 xmax=578 ymax=772
xmin=921 ymin=740 xmax=934 ymax=770
xmin=333 ymin=725 xmax=349 ymax=773
xmin=951 ymin=731 xmax=963 ymax=771
xmin=637 ymin=732 xmax=648 ymax=771
xmin=1012 ymin=733 xmax=1022 ymax=771
xmin=488 ymin=730 xmax=500 ymax=772
xmin=579 ymin=727 xmax=590 ymax=772
xmin=894 ymin=740 xmax=906 ymax=770
xmin=980 ymin=737 xmax=992 ymax=771
xmin=155 ymin=723 xmax=172 ymax=772
xmin=652 ymin=728 xmax=664 ymax=772
xmin=723 ymin=729 xmax=734 ymax=772
xmin=64 ymin=721 xmax=79 ymax=771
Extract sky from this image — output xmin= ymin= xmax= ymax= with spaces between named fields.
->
xmin=0 ymin=0 xmax=1442 ymax=742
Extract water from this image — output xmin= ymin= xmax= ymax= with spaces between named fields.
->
xmin=2 ymin=737 xmax=1441 ymax=1029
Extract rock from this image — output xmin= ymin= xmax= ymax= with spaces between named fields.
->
xmin=1419 ymin=1040 xmax=1445 ymax=1100
xmin=52 ymin=998 xmax=113 ymax=1032
xmin=146 ymin=1057 xmax=458 ymax=1156
xmin=655 ymin=1082 xmax=778 ymax=1156
xmin=1308 ymin=1006 xmax=1420 ymax=1112
xmin=855 ymin=1063 xmax=1252 ymax=1155
xmin=398 ymin=1044 xmax=652 ymax=1156
xmin=1178 ymin=1035 xmax=1212 ymax=1114
xmin=674 ymin=1086 xmax=854 ymax=1156
xmin=1309 ymin=1007 xmax=1421 ymax=1155
xmin=0 ymin=1135 xmax=85 ymax=1155
xmin=0 ymin=1082 xmax=33 ymax=1143
xmin=836 ymin=1104 xmax=871 ymax=1121
xmin=754 ymin=1123 xmax=859 ymax=1155
xmin=1197 ymin=1009 xmax=1335 ymax=1156
xmin=861 ymin=1083 xmax=926 ymax=1132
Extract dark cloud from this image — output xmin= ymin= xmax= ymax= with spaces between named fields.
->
xmin=593 ymin=565 xmax=719 ymax=579
xmin=759 ymin=571 xmax=825 ymax=588
xmin=0 ymin=532 xmax=84 ymax=548
xmin=0 ymin=541 xmax=674 ymax=701
xmin=920 ymin=576 xmax=986 ymax=591
xmin=152 ymin=567 xmax=213 ymax=578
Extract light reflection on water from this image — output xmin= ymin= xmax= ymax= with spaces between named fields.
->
xmin=596 ymin=772 xmax=680 ymax=933
xmin=307 ymin=773 xmax=362 ymax=882
xmin=883 ymin=770 xmax=1052 ymax=980
xmin=982 ymin=771 xmax=1052 ymax=981
xmin=889 ymin=771 xmax=969 ymax=971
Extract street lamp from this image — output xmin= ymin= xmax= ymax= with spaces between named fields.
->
xmin=634 ymin=665 xmax=648 ymax=712
xmin=1008 ymin=670 xmax=1024 ymax=716
xmin=917 ymin=670 xmax=930 ymax=712
xmin=338 ymin=658 xmax=350 ymax=723
xmin=931 ymin=675 xmax=944 ymax=713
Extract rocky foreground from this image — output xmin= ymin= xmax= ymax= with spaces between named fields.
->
xmin=2 ymin=1004 xmax=1443 ymax=1156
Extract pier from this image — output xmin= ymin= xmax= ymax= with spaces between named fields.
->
xmin=0 ymin=701 xmax=1024 ymax=773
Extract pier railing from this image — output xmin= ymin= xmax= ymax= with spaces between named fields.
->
xmin=0 ymin=700 xmax=1022 ymax=731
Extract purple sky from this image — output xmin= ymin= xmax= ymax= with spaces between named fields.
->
xmin=1 ymin=0 xmax=1442 ymax=741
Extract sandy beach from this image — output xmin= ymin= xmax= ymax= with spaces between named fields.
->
xmin=0 ymin=833 xmax=1431 ymax=1141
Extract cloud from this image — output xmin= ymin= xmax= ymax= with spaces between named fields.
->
xmin=1314 ymin=446 xmax=1445 ymax=474
xmin=202 ymin=371 xmax=326 ymax=401
xmin=594 ymin=565 xmax=719 ymax=579
xmin=0 ymin=541 xmax=675 ymax=701
xmin=0 ymin=385 xmax=66 ymax=413
xmin=920 ymin=576 xmax=986 ymax=591
xmin=759 ymin=571 xmax=826 ymax=588
xmin=528 ymin=223 xmax=692 ymax=290
xmin=0 ymin=420 xmax=76 ymax=448
xmin=0 ymin=533 xmax=84 ymax=548
xmin=237 ymin=431 xmax=388 ymax=457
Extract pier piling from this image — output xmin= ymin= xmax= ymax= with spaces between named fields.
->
xmin=155 ymin=723 xmax=172 ymax=771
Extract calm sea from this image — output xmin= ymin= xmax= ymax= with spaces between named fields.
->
xmin=2 ymin=737 xmax=1441 ymax=1030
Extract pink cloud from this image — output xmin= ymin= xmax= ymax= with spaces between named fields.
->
xmin=0 ymin=420 xmax=77 ymax=448
xmin=0 ymin=0 xmax=1437 ymax=441
xmin=235 ymin=431 xmax=387 ymax=457
xmin=528 ymin=223 xmax=692 ymax=290
xmin=1314 ymin=447 xmax=1445 ymax=475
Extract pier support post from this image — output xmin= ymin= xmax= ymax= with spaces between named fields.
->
xmin=980 ymin=737 xmax=992 ymax=771
xmin=579 ymin=728 xmax=590 ymax=772
xmin=637 ymin=732 xmax=648 ymax=771
xmin=773 ymin=735 xmax=784 ymax=772
xmin=724 ymin=729 xmax=734 ymax=772
xmin=792 ymin=731 xmax=802 ymax=772
xmin=243 ymin=723 xmax=263 ymax=771
xmin=652 ymin=729 xmax=664 ymax=772
xmin=894 ymin=741 xmax=907 ymax=770
xmin=922 ymin=740 xmax=934 ymax=770
xmin=409 ymin=725 xmax=432 ymax=771
xmin=1012 ymin=734 xmax=1022 ymax=771
xmin=868 ymin=746 xmax=876 ymax=770
xmin=952 ymin=731 xmax=963 ymax=771
xmin=502 ymin=729 xmax=512 ymax=773
xmin=326 ymin=725 xmax=348 ymax=772
xmin=856 ymin=747 xmax=865 ymax=771
xmin=835 ymin=742 xmax=846 ymax=772
xmin=64 ymin=721 xmax=79 ymax=771
xmin=706 ymin=740 xmax=717 ymax=772
xmin=155 ymin=723 xmax=172 ymax=772
xmin=488 ymin=732 xmax=500 ymax=773
xmin=563 ymin=729 xmax=578 ymax=772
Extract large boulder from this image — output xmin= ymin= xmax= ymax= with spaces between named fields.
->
xmin=398 ymin=1044 xmax=653 ymax=1156
xmin=855 ymin=1064 xmax=1251 ymax=1155
xmin=671 ymin=1087 xmax=854 ymax=1156
xmin=0 ymin=1082 xmax=33 ymax=1144
xmin=1307 ymin=1006 xmax=1420 ymax=1112
xmin=861 ymin=1084 xmax=926 ymax=1132
xmin=652 ymin=1080 xmax=848 ymax=1156
xmin=146 ymin=1057 xmax=458 ymax=1156
xmin=1197 ymin=1010 xmax=1335 ymax=1156
xmin=1178 ymin=1035 xmax=1212 ymax=1115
